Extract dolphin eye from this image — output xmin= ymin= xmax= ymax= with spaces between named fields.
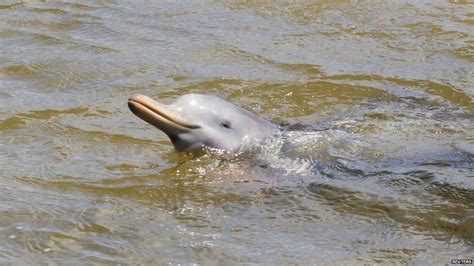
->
xmin=221 ymin=120 xmax=232 ymax=129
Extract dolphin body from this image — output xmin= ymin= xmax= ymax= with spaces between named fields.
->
xmin=128 ymin=94 xmax=280 ymax=152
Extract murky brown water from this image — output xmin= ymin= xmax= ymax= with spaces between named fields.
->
xmin=1 ymin=0 xmax=473 ymax=264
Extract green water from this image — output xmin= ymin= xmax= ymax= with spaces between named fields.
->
xmin=0 ymin=0 xmax=473 ymax=264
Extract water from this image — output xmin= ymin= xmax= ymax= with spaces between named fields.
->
xmin=0 ymin=0 xmax=473 ymax=264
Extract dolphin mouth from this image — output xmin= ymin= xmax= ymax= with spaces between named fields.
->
xmin=128 ymin=94 xmax=200 ymax=132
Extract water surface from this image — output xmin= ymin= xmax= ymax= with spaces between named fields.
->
xmin=0 ymin=0 xmax=473 ymax=264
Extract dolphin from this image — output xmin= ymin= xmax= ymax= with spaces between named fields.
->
xmin=128 ymin=94 xmax=280 ymax=151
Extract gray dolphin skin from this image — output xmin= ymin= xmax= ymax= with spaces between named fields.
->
xmin=128 ymin=94 xmax=279 ymax=151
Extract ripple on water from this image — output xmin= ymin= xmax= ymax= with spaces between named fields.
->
xmin=0 ymin=61 xmax=136 ymax=91
xmin=29 ymin=7 xmax=68 ymax=15
xmin=1 ymin=0 xmax=473 ymax=264
xmin=0 ymin=3 xmax=24 ymax=10
xmin=307 ymin=177 xmax=474 ymax=243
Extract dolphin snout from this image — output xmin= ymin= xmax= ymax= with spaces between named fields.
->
xmin=128 ymin=94 xmax=144 ymax=114
xmin=128 ymin=93 xmax=200 ymax=133
xmin=128 ymin=94 xmax=156 ymax=115
xmin=128 ymin=94 xmax=144 ymax=102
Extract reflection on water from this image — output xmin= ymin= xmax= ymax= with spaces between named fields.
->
xmin=0 ymin=0 xmax=473 ymax=264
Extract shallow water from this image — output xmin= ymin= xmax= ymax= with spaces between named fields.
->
xmin=0 ymin=0 xmax=473 ymax=264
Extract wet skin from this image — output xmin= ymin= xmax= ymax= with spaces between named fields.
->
xmin=128 ymin=94 xmax=279 ymax=151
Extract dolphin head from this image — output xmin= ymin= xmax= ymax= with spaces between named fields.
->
xmin=128 ymin=94 xmax=278 ymax=151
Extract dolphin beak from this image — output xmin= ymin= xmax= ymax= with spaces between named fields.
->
xmin=128 ymin=94 xmax=200 ymax=134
